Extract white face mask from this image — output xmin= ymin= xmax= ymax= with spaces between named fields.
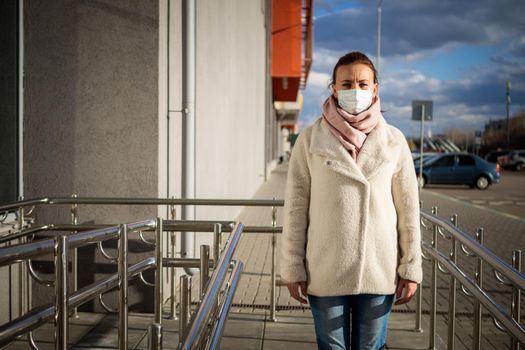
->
xmin=336 ymin=89 xmax=374 ymax=114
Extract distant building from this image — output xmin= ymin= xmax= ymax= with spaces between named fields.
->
xmin=483 ymin=114 xmax=525 ymax=150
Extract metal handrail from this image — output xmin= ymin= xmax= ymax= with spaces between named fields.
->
xmin=0 ymin=257 xmax=155 ymax=346
xmin=1 ymin=196 xmax=523 ymax=348
xmin=0 ymin=196 xmax=279 ymax=349
xmin=421 ymin=207 xmax=524 ymax=349
xmin=208 ymin=260 xmax=244 ymax=349
xmin=422 ymin=241 xmax=525 ymax=344
xmin=421 ymin=209 xmax=525 ymax=290
xmin=0 ymin=221 xmax=280 ymax=245
xmin=179 ymin=222 xmax=245 ymax=349
xmin=0 ymin=220 xmax=155 ymax=266
xmin=0 ymin=197 xmax=285 ymax=212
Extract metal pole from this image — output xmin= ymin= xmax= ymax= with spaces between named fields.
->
xmin=71 ymin=194 xmax=79 ymax=318
xmin=415 ymin=283 xmax=423 ymax=332
xmin=511 ymin=250 xmax=521 ymax=350
xmin=200 ymin=245 xmax=210 ymax=300
xmin=506 ymin=80 xmax=511 ymax=149
xmin=169 ymin=204 xmax=177 ymax=320
xmin=179 ymin=275 xmax=192 ymax=340
xmin=415 ymin=201 xmax=423 ymax=333
xmin=376 ymin=0 xmax=382 ymax=76
xmin=148 ymin=323 xmax=162 ymax=350
xmin=473 ymin=228 xmax=484 ymax=350
xmin=419 ymin=104 xmax=425 ymax=190
xmin=55 ymin=235 xmax=68 ymax=350
xmin=18 ymin=203 xmax=26 ymax=318
xmin=118 ymin=224 xmax=128 ymax=350
xmin=270 ymin=198 xmax=277 ymax=322
xmin=155 ymin=218 xmax=164 ymax=325
xmin=181 ymin=0 xmax=197 ymax=269
xmin=430 ymin=206 xmax=438 ymax=349
xmin=448 ymin=214 xmax=458 ymax=350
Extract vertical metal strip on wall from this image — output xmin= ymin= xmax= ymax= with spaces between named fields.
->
xmin=18 ymin=0 xmax=24 ymax=200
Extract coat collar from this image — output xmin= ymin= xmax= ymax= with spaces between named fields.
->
xmin=309 ymin=116 xmax=398 ymax=183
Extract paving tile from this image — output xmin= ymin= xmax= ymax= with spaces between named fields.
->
xmin=73 ymin=325 xmax=146 ymax=348
xmin=221 ymin=313 xmax=265 ymax=339
xmin=263 ymin=317 xmax=316 ymax=343
xmin=262 ymin=339 xmax=318 ymax=350
xmin=219 ymin=336 xmax=262 ymax=350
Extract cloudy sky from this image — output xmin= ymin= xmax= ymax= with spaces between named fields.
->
xmin=300 ymin=0 xmax=525 ymax=137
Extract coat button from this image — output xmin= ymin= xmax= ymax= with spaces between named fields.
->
xmin=326 ymin=160 xmax=332 ymax=166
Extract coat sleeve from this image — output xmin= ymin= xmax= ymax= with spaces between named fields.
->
xmin=279 ymin=132 xmax=311 ymax=283
xmin=391 ymin=137 xmax=423 ymax=283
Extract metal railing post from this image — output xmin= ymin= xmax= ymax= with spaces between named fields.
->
xmin=415 ymin=201 xmax=422 ymax=332
xmin=169 ymin=203 xmax=177 ymax=320
xmin=473 ymin=228 xmax=484 ymax=350
xmin=18 ymin=202 xmax=27 ymax=318
xmin=179 ymin=275 xmax=192 ymax=340
xmin=213 ymin=223 xmax=222 ymax=267
xmin=118 ymin=224 xmax=128 ymax=350
xmin=447 ymin=214 xmax=458 ymax=350
xmin=148 ymin=323 xmax=162 ymax=350
xmin=511 ymin=250 xmax=521 ymax=350
xmin=430 ymin=206 xmax=438 ymax=350
xmin=270 ymin=197 xmax=277 ymax=322
xmin=155 ymin=218 xmax=164 ymax=325
xmin=213 ymin=223 xmax=222 ymax=316
xmin=55 ymin=235 xmax=68 ymax=350
xmin=71 ymin=193 xmax=79 ymax=318
xmin=415 ymin=282 xmax=423 ymax=332
xmin=200 ymin=245 xmax=210 ymax=300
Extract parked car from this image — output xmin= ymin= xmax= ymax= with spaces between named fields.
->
xmin=415 ymin=153 xmax=500 ymax=190
xmin=484 ymin=149 xmax=510 ymax=164
xmin=497 ymin=150 xmax=525 ymax=170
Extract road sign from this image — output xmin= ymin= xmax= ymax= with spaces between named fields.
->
xmin=412 ymin=100 xmax=433 ymax=121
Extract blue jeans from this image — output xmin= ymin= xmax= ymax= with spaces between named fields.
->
xmin=308 ymin=294 xmax=394 ymax=350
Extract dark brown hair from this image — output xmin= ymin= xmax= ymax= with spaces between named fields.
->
xmin=330 ymin=51 xmax=379 ymax=86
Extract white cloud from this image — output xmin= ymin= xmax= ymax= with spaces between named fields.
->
xmin=307 ymin=71 xmax=331 ymax=88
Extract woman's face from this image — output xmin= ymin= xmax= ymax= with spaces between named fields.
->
xmin=331 ymin=63 xmax=378 ymax=99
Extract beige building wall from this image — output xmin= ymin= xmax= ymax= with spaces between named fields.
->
xmin=158 ymin=0 xmax=269 ymax=253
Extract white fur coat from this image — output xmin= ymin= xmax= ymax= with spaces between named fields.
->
xmin=280 ymin=116 xmax=422 ymax=296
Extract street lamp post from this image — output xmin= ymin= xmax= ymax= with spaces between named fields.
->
xmin=506 ymin=80 xmax=511 ymax=149
xmin=376 ymin=0 xmax=383 ymax=76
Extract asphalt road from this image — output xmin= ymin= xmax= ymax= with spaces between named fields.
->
xmin=422 ymin=169 xmax=525 ymax=219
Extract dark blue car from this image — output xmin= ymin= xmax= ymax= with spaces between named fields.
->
xmin=415 ymin=153 xmax=500 ymax=190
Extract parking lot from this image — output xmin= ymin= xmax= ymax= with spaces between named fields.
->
xmin=422 ymin=169 xmax=525 ymax=219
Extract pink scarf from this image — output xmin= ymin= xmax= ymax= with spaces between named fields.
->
xmin=322 ymin=95 xmax=381 ymax=160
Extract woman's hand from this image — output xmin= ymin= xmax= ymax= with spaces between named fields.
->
xmin=286 ymin=281 xmax=308 ymax=304
xmin=395 ymin=278 xmax=418 ymax=305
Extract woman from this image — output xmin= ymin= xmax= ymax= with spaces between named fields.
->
xmin=280 ymin=51 xmax=422 ymax=350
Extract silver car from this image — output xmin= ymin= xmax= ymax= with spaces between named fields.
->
xmin=497 ymin=150 xmax=525 ymax=171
